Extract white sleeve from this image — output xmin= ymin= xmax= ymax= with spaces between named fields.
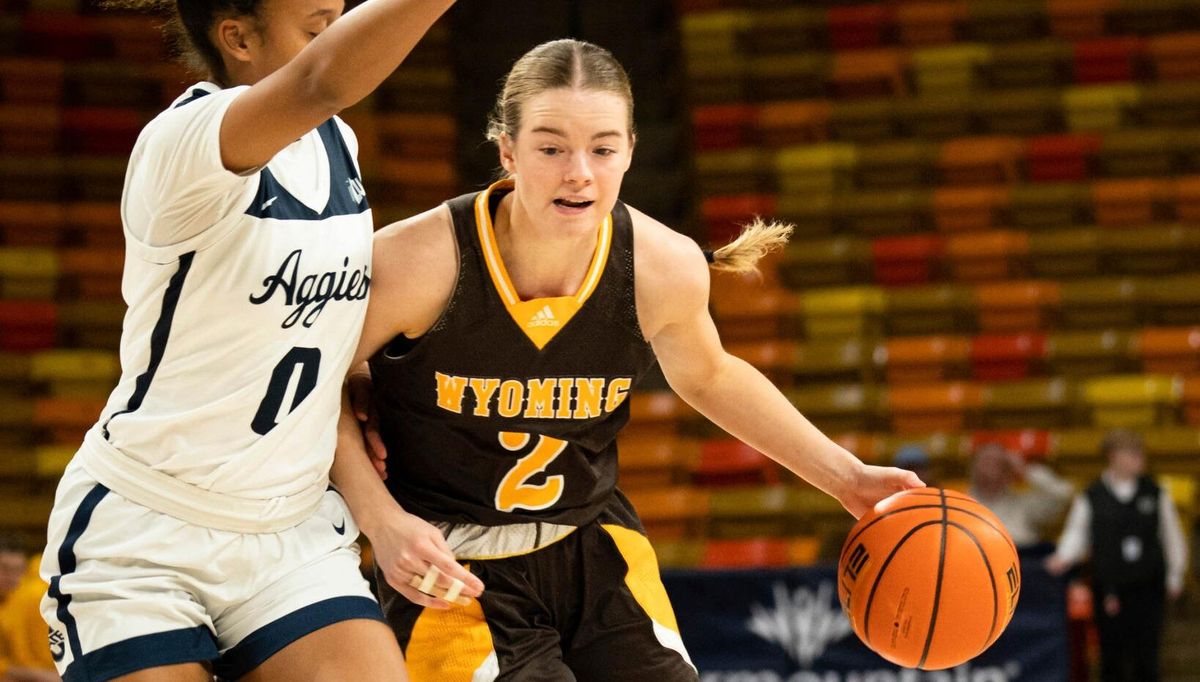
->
xmin=1053 ymin=494 xmax=1091 ymax=567
xmin=123 ymin=86 xmax=255 ymax=249
xmin=1160 ymin=493 xmax=1189 ymax=594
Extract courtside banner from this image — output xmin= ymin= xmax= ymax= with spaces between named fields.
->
xmin=661 ymin=559 xmax=1068 ymax=682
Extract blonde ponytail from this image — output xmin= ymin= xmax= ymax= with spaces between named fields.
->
xmin=705 ymin=218 xmax=793 ymax=275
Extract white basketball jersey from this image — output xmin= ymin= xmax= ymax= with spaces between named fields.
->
xmin=78 ymin=82 xmax=372 ymax=530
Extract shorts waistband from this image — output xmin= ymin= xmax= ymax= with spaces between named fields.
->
xmin=80 ymin=428 xmax=324 ymax=534
xmin=433 ymin=520 xmax=577 ymax=560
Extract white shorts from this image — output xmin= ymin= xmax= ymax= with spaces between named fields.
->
xmin=40 ymin=459 xmax=383 ymax=682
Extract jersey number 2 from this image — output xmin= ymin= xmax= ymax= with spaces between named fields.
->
xmin=252 ymin=347 xmax=321 ymax=435
xmin=495 ymin=432 xmax=567 ymax=513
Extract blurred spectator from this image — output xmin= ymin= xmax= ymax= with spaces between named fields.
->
xmin=970 ymin=442 xmax=1074 ymax=548
xmin=1046 ymin=430 xmax=1189 ymax=682
xmin=0 ymin=535 xmax=58 ymax=682
xmin=892 ymin=444 xmax=935 ymax=486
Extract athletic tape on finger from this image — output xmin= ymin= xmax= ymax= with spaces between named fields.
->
xmin=418 ymin=564 xmax=440 ymax=593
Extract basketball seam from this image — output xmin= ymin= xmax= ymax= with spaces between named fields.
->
xmin=916 ymin=489 xmax=949 ymax=670
xmin=861 ymin=519 xmax=943 ymax=650
xmin=946 ymin=519 xmax=1001 ymax=653
xmin=840 ymin=502 xmax=1012 ymax=566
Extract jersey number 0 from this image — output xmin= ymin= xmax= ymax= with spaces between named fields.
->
xmin=495 ymin=431 xmax=567 ymax=513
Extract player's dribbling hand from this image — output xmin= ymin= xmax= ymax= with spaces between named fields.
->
xmin=347 ymin=371 xmax=389 ymax=480
xmin=371 ymin=508 xmax=485 ymax=610
xmin=840 ymin=463 xmax=925 ymax=520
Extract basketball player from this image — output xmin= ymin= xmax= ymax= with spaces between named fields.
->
xmin=331 ymin=39 xmax=923 ymax=681
xmin=38 ymin=0 xmax=464 ymax=680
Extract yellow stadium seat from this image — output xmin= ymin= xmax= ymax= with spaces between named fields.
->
xmin=1083 ymin=375 xmax=1181 ymax=428
xmin=651 ymin=539 xmax=703 ymax=569
xmin=708 ymin=485 xmax=795 ymax=538
xmin=1099 ymin=226 xmax=1195 ymax=277
xmin=912 ymin=44 xmax=993 ymax=93
xmin=1157 ymin=474 xmax=1196 ymax=517
xmin=775 ymin=143 xmax=857 ymax=195
xmin=1144 ymin=273 xmax=1200 ymax=326
xmin=1063 ymin=84 xmax=1141 ymax=132
xmin=836 ymin=188 xmax=931 ymax=235
xmin=777 ymin=236 xmax=871 ymax=288
xmin=785 ymin=383 xmax=881 ymax=434
xmin=1047 ymin=330 xmax=1135 ymax=377
xmin=885 ymin=283 xmax=975 ymax=336
xmin=976 ymin=88 xmax=1065 ymax=136
xmin=1029 ymin=229 xmax=1101 ymax=279
xmin=800 ymin=286 xmax=885 ymax=338
xmin=1059 ymin=277 xmax=1140 ymax=329
xmin=982 ymin=378 xmax=1078 ymax=430
xmin=1008 ymin=182 xmax=1091 ymax=229
xmin=854 ymin=140 xmax=936 ymax=189
xmin=829 ymin=99 xmax=898 ymax=142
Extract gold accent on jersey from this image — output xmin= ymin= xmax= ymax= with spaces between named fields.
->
xmin=434 ymin=373 xmax=633 ymax=420
xmin=473 ymin=179 xmax=613 ymax=350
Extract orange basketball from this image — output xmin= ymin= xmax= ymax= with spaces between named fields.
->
xmin=836 ymin=487 xmax=1021 ymax=671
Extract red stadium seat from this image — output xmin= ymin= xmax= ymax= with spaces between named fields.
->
xmin=894 ymin=1 xmax=967 ymax=46
xmin=970 ymin=332 xmax=1049 ymax=382
xmin=828 ymin=4 xmax=891 ymax=50
xmin=1048 ymin=0 xmax=1116 ymax=40
xmin=701 ymin=537 xmax=792 ymax=568
xmin=871 ymin=233 xmax=943 ymax=286
xmin=0 ymin=300 xmax=57 ymax=351
xmin=692 ymin=439 xmax=779 ymax=487
xmin=700 ymin=194 xmax=779 ymax=245
xmin=1025 ymin=133 xmax=1102 ymax=182
xmin=1072 ymin=37 xmax=1146 ymax=84
xmin=692 ymin=104 xmax=758 ymax=151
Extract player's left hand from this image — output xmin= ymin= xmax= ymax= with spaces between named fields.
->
xmin=839 ymin=463 xmax=925 ymax=520
xmin=348 ymin=370 xmax=388 ymax=480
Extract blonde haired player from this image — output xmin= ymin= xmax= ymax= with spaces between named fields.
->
xmin=332 ymin=38 xmax=923 ymax=681
xmin=38 ymin=0 xmax=464 ymax=679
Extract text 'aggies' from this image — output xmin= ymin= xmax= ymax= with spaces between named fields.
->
xmin=435 ymin=372 xmax=633 ymax=420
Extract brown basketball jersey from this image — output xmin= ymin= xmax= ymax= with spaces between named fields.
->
xmin=369 ymin=181 xmax=657 ymax=527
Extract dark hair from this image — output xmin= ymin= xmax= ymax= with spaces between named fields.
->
xmin=486 ymin=39 xmax=635 ymax=144
xmin=103 ymin=0 xmax=265 ymax=87
xmin=1101 ymin=429 xmax=1144 ymax=459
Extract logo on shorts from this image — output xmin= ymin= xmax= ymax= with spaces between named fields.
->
xmin=48 ymin=627 xmax=65 ymax=661
xmin=333 ymin=518 xmax=346 ymax=535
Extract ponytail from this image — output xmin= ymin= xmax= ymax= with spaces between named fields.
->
xmin=704 ymin=217 xmax=793 ymax=276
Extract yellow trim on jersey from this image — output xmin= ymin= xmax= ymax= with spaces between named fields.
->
xmin=404 ymin=592 xmax=497 ymax=682
xmin=473 ymin=179 xmax=613 ymax=350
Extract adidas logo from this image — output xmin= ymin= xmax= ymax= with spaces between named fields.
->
xmin=528 ymin=305 xmax=559 ymax=328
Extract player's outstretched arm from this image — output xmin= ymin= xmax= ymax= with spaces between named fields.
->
xmin=220 ymin=0 xmax=455 ymax=172
xmin=632 ymin=212 xmax=922 ymax=519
